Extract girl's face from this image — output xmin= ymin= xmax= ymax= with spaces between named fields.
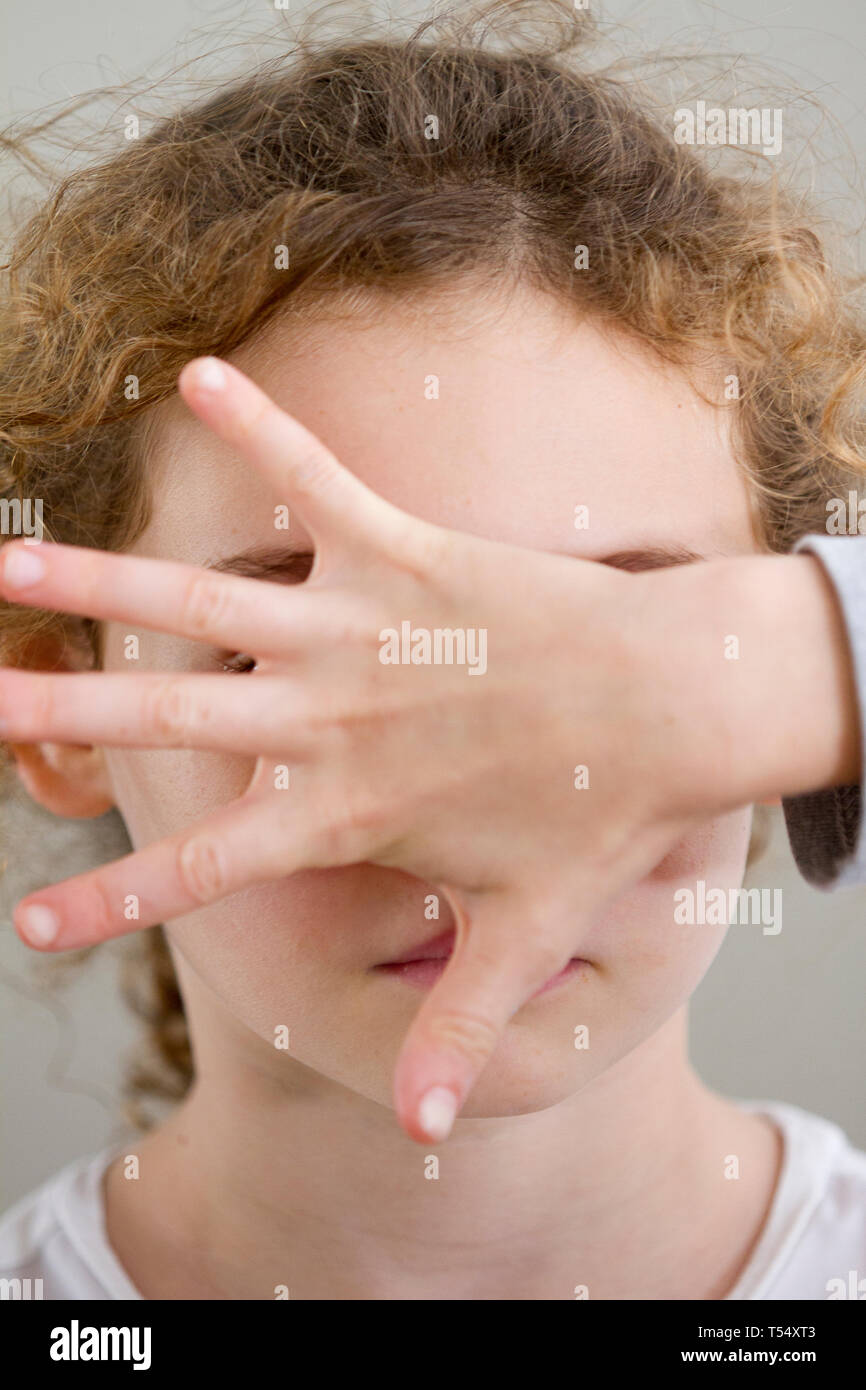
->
xmin=101 ymin=283 xmax=758 ymax=1117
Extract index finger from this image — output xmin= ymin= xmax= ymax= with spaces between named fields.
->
xmin=178 ymin=357 xmax=406 ymax=559
xmin=392 ymin=896 xmax=583 ymax=1144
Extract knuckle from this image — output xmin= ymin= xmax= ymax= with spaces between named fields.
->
xmin=426 ymin=1009 xmax=499 ymax=1067
xmin=320 ymin=596 xmax=391 ymax=658
xmin=24 ymin=677 xmax=56 ymax=739
xmin=316 ymin=794 xmax=391 ymax=863
xmin=526 ymin=910 xmax=574 ymax=976
xmin=144 ymin=680 xmax=194 ymax=746
xmin=181 ymin=573 xmax=232 ymax=639
xmin=84 ymin=873 xmax=118 ymax=944
xmin=331 ymin=604 xmax=377 ymax=648
xmin=236 ymin=395 xmax=271 ymax=445
xmin=294 ymin=445 xmax=337 ymax=497
xmin=388 ymin=519 xmax=449 ymax=581
xmin=524 ymin=932 xmax=569 ymax=982
xmin=177 ymin=834 xmax=230 ymax=904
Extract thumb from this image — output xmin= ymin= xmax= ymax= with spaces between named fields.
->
xmin=392 ymin=892 xmax=578 ymax=1144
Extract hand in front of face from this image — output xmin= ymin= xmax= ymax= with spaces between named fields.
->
xmin=0 ymin=356 xmax=814 ymax=1143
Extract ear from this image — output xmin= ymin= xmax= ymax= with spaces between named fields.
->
xmin=6 ymin=628 xmax=116 ymax=819
xmin=11 ymin=740 xmax=115 ymax=818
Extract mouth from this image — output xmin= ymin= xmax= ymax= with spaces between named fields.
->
xmin=374 ymin=929 xmax=589 ymax=996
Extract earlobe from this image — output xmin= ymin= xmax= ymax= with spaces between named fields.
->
xmin=10 ymin=740 xmax=116 ymax=819
xmin=5 ymin=626 xmax=116 ymax=819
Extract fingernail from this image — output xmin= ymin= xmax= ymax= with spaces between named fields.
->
xmin=3 ymin=548 xmax=46 ymax=588
xmin=192 ymin=357 xmax=226 ymax=393
xmin=418 ymin=1086 xmax=458 ymax=1143
xmin=19 ymin=903 xmax=60 ymax=947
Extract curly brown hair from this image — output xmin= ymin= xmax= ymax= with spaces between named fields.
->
xmin=1 ymin=0 xmax=864 ymax=1125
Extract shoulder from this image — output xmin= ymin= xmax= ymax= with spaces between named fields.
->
xmin=768 ymin=1099 xmax=866 ymax=1198
xmin=735 ymin=1100 xmax=866 ymax=1300
xmin=0 ymin=1162 xmax=77 ymax=1269
xmin=786 ymin=1104 xmax=866 ymax=1294
xmin=0 ymin=1147 xmax=139 ymax=1300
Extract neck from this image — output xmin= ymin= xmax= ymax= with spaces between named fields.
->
xmin=106 ymin=1007 xmax=781 ymax=1300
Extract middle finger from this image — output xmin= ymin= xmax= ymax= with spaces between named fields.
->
xmin=0 ymin=669 xmax=319 ymax=757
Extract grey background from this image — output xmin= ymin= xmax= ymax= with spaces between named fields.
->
xmin=2 ymin=0 xmax=866 ymax=1208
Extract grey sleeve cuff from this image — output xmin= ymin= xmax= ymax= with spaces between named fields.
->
xmin=781 ymin=533 xmax=866 ymax=889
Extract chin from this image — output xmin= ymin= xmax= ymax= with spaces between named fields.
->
xmin=430 ymin=989 xmax=616 ymax=1119
xmin=448 ymin=1039 xmax=602 ymax=1119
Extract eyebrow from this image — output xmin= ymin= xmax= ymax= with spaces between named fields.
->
xmin=204 ymin=541 xmax=707 ymax=581
xmin=206 ymin=546 xmax=315 ymax=582
xmin=596 ymin=543 xmax=707 ymax=571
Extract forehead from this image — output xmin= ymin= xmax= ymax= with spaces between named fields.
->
xmin=138 ymin=283 xmax=757 ymax=565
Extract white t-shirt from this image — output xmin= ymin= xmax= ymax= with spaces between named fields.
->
xmin=1 ymin=1099 xmax=865 ymax=1300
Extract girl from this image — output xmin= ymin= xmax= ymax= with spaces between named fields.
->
xmin=1 ymin=0 xmax=865 ymax=1299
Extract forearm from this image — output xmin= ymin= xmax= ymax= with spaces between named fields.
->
xmin=730 ymin=552 xmax=860 ymax=800
xmin=643 ymin=552 xmax=860 ymax=813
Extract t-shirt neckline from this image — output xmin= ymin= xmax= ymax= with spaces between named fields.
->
xmin=722 ymin=1098 xmax=842 ymax=1300
xmin=53 ymin=1098 xmax=842 ymax=1302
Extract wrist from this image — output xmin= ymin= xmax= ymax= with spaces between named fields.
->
xmin=652 ymin=553 xmax=861 ymax=809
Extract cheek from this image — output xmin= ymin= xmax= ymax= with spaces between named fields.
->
xmin=167 ymin=866 xmax=417 ymax=1012
xmin=162 ymin=870 xmax=426 ymax=1105
xmin=105 ymin=745 xmax=253 ymax=847
xmin=105 ymin=742 xmax=440 ymax=1058
xmin=168 ymin=883 xmax=340 ymax=1048
xmin=104 ymin=746 xmax=339 ymax=1045
xmin=585 ymin=808 xmax=753 ymax=1027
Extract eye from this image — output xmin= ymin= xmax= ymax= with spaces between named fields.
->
xmin=216 ymin=652 xmax=257 ymax=674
